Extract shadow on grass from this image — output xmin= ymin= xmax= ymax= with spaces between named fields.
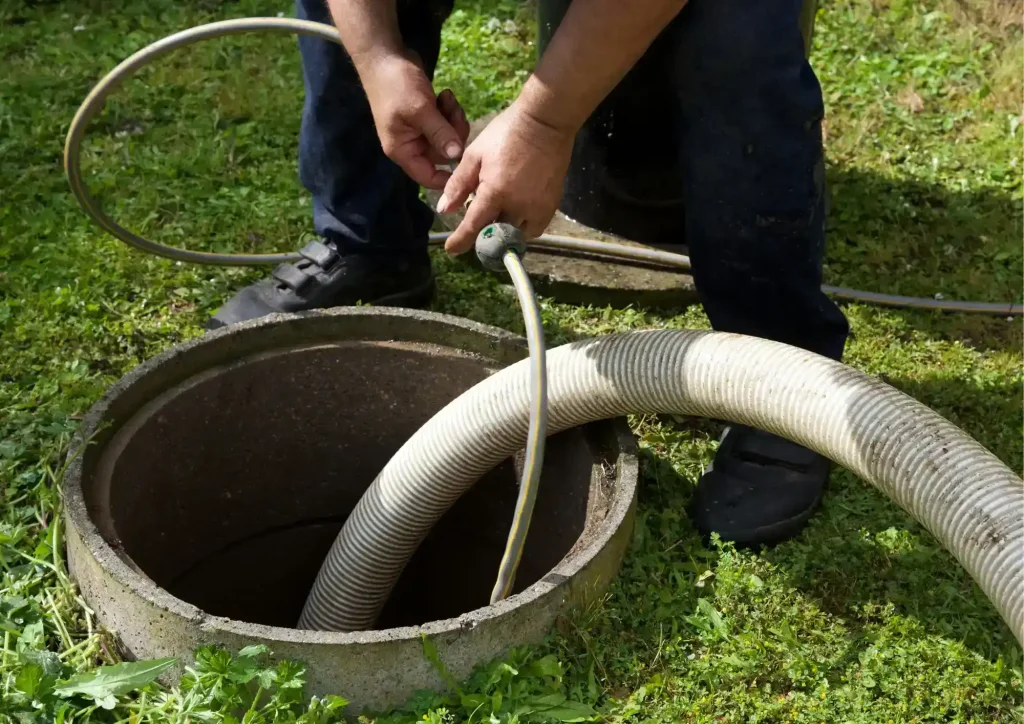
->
xmin=823 ymin=166 xmax=1021 ymax=295
xmin=823 ymin=165 xmax=1022 ymax=354
xmin=777 ymin=491 xmax=1020 ymax=661
xmin=552 ymin=445 xmax=718 ymax=682
xmin=521 ymin=163 xmax=1022 ymax=353
xmin=431 ymin=252 xmax=587 ymax=347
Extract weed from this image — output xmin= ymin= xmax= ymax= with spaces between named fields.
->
xmin=0 ymin=0 xmax=1021 ymax=721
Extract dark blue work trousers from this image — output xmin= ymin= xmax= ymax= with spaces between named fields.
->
xmin=296 ymin=0 xmax=849 ymax=360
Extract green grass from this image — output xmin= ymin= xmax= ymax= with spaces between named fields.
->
xmin=1 ymin=0 xmax=1022 ymax=721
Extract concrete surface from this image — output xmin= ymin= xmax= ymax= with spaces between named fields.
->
xmin=64 ymin=308 xmax=638 ymax=716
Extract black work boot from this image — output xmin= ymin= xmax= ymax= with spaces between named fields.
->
xmin=690 ymin=425 xmax=830 ymax=547
xmin=206 ymin=239 xmax=434 ymax=330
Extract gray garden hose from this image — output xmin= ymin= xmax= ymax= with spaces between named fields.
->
xmin=475 ymin=224 xmax=548 ymax=604
xmin=64 ymin=17 xmax=1022 ymax=316
xmin=64 ymin=17 xmax=336 ymax=266
xmin=298 ymin=325 xmax=1024 ymax=645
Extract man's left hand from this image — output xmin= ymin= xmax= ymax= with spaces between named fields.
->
xmin=437 ymin=102 xmax=575 ymax=255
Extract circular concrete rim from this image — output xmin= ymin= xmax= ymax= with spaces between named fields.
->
xmin=64 ymin=306 xmax=638 ymax=645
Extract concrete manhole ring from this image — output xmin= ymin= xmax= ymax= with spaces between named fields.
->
xmin=63 ymin=307 xmax=638 ymax=714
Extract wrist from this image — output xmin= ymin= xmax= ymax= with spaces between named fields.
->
xmin=350 ymin=43 xmax=407 ymax=78
xmin=353 ymin=50 xmax=432 ymax=112
xmin=514 ymin=74 xmax=585 ymax=138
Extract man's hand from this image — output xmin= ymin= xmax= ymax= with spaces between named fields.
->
xmin=360 ymin=53 xmax=471 ymax=190
xmin=437 ymin=103 xmax=575 ymax=255
xmin=430 ymin=0 xmax=684 ymax=254
xmin=325 ymin=0 xmax=682 ymax=248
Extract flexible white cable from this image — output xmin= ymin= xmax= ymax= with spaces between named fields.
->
xmin=488 ymin=249 xmax=548 ymax=604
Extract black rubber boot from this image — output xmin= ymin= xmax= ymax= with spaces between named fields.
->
xmin=206 ymin=239 xmax=435 ymax=330
xmin=690 ymin=424 xmax=830 ymax=547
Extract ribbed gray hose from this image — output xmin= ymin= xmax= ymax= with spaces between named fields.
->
xmin=298 ymin=330 xmax=1024 ymax=643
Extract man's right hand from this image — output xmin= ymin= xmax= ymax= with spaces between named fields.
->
xmin=358 ymin=52 xmax=470 ymax=190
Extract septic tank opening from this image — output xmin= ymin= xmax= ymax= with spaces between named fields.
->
xmin=90 ymin=340 xmax=602 ymax=630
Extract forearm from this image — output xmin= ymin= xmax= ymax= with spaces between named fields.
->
xmin=324 ymin=0 xmax=403 ymax=69
xmin=517 ymin=0 xmax=686 ymax=132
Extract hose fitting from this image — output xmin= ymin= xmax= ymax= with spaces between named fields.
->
xmin=474 ymin=223 xmax=548 ymax=605
xmin=476 ymin=223 xmax=528 ymax=272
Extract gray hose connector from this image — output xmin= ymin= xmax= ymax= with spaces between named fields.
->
xmin=475 ymin=223 xmax=527 ymax=272
xmin=298 ymin=330 xmax=1023 ymax=643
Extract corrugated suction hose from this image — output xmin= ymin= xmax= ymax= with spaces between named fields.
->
xmin=298 ymin=322 xmax=1023 ymax=645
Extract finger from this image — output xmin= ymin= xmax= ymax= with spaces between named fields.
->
xmin=399 ymin=146 xmax=453 ymax=190
xmin=436 ymin=154 xmax=481 ymax=214
xmin=521 ymin=216 xmax=549 ymax=240
xmin=407 ymin=49 xmax=425 ymax=71
xmin=415 ymin=101 xmax=464 ymax=161
xmin=436 ymin=89 xmax=458 ymax=118
xmin=427 ymin=147 xmax=450 ymax=165
xmin=495 ymin=211 xmax=526 ymax=230
xmin=437 ymin=89 xmax=471 ymax=143
xmin=444 ymin=190 xmax=501 ymax=255
xmin=426 ymin=134 xmax=458 ymax=165
xmin=451 ymin=104 xmax=471 ymax=144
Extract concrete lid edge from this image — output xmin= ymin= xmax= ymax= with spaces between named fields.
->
xmin=63 ymin=306 xmax=639 ymax=648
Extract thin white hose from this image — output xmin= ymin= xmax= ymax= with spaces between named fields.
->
xmin=488 ymin=249 xmax=548 ymax=604
xmin=298 ymin=330 xmax=1023 ymax=645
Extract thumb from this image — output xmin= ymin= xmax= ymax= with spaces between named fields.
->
xmin=416 ymin=102 xmax=464 ymax=161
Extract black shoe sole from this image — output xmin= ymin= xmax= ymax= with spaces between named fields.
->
xmin=205 ymin=275 xmax=436 ymax=332
xmin=369 ymin=275 xmax=436 ymax=309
